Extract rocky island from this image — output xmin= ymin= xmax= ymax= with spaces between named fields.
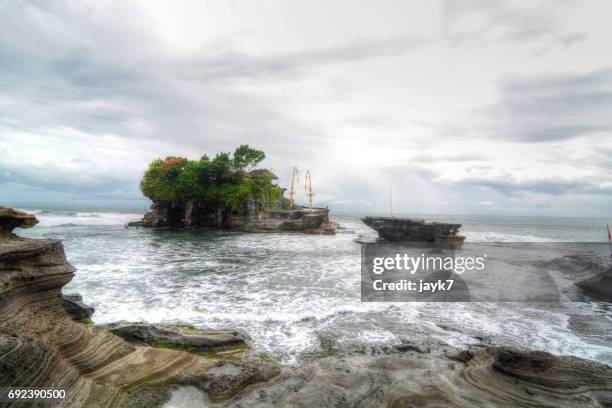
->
xmin=362 ymin=216 xmax=466 ymax=248
xmin=129 ymin=145 xmax=337 ymax=234
xmin=2 ymin=207 xmax=611 ymax=407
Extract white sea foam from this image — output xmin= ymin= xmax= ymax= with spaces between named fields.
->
xmin=17 ymin=208 xmax=142 ymax=227
xmin=163 ymin=387 xmax=210 ymax=408
xmin=464 ymin=231 xmax=556 ymax=242
xmin=22 ymin=210 xmax=612 ymax=366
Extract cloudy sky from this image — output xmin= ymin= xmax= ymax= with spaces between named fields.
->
xmin=1 ymin=0 xmax=611 ymax=216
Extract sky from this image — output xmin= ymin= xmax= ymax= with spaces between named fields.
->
xmin=1 ymin=0 xmax=611 ymax=216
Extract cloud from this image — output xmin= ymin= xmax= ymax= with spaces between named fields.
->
xmin=482 ymin=68 xmax=612 ymax=142
xmin=441 ymin=0 xmax=585 ymax=47
xmin=435 ymin=168 xmax=612 ymax=197
xmin=409 ymin=152 xmax=487 ymax=162
xmin=459 ymin=176 xmax=594 ymax=195
xmin=0 ymin=1 xmax=426 ymax=157
xmin=0 ymin=0 xmax=610 ymax=216
xmin=0 ymin=1 xmax=435 ymax=209
xmin=0 ymin=129 xmax=148 ymax=200
xmin=556 ymin=32 xmax=588 ymax=49
xmin=176 ymin=36 xmax=427 ymax=82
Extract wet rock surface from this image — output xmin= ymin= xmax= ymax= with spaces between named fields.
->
xmin=103 ymin=321 xmax=246 ymax=353
xmin=223 ymin=343 xmax=612 ymax=407
xmin=362 ymin=216 xmax=465 ymax=248
xmin=59 ymin=293 xmax=95 ymax=322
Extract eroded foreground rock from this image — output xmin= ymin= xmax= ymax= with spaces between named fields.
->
xmin=220 ymin=342 xmax=611 ymax=407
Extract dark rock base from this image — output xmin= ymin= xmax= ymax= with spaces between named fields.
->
xmin=362 ymin=216 xmax=465 ymax=248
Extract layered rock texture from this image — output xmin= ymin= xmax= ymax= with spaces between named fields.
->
xmin=187 ymin=341 xmax=612 ymax=407
xmin=130 ymin=200 xmax=336 ymax=234
xmin=362 ymin=216 xmax=465 ymax=248
xmin=0 ymin=209 xmax=279 ymax=407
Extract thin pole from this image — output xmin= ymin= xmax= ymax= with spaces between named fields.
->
xmin=607 ymin=224 xmax=612 ymax=257
xmin=390 ymin=182 xmax=393 ymax=217
xmin=289 ymin=167 xmax=298 ymax=209
xmin=304 ymin=170 xmax=313 ymax=212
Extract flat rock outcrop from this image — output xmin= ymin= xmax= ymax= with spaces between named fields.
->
xmin=251 ymin=208 xmax=337 ymax=234
xmin=362 ymin=216 xmax=465 ymax=248
xmin=103 ymin=322 xmax=246 ymax=353
xmin=223 ymin=343 xmax=612 ymax=407
xmin=0 ymin=209 xmax=279 ymax=407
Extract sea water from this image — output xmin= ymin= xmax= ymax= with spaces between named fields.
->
xmin=16 ymin=208 xmax=612 ymax=365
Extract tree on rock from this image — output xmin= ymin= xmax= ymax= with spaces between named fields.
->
xmin=139 ymin=146 xmax=282 ymax=213
xmin=232 ymin=145 xmax=265 ymax=171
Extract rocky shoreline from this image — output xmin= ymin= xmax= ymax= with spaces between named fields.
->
xmin=1 ymin=207 xmax=611 ymax=407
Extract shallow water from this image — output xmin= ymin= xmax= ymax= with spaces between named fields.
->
xmin=17 ymin=208 xmax=612 ymax=365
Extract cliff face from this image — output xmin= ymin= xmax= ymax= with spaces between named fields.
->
xmin=137 ymin=200 xmax=256 ymax=229
xmin=0 ymin=208 xmax=279 ymax=407
xmin=133 ymin=200 xmax=335 ymax=233
xmin=0 ymin=238 xmax=136 ymax=406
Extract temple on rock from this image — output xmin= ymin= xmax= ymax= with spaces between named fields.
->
xmin=129 ymin=145 xmax=337 ymax=234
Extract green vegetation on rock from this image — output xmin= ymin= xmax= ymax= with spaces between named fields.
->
xmin=150 ymin=339 xmax=246 ymax=356
xmin=140 ymin=145 xmax=283 ymax=211
xmin=150 ymin=340 xmax=201 ymax=354
xmin=319 ymin=347 xmax=339 ymax=358
xmin=258 ymin=352 xmax=280 ymax=363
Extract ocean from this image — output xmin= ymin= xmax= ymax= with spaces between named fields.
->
xmin=16 ymin=208 xmax=612 ymax=365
